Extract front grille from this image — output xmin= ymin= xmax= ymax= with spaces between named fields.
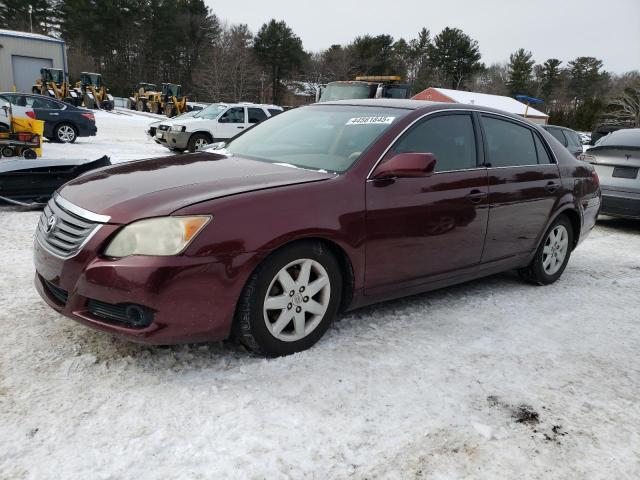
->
xmin=36 ymin=197 xmax=100 ymax=259
xmin=43 ymin=278 xmax=69 ymax=305
xmin=87 ymin=299 xmax=155 ymax=329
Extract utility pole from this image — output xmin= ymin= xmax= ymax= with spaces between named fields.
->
xmin=29 ymin=5 xmax=33 ymax=32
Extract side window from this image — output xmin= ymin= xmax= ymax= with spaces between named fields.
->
xmin=547 ymin=127 xmax=567 ymax=146
xmin=247 ymin=107 xmax=268 ymax=124
xmin=268 ymin=108 xmax=282 ymax=116
xmin=482 ymin=116 xmax=538 ymax=167
xmin=563 ymin=130 xmax=580 ymax=148
xmin=219 ymin=107 xmax=245 ymax=124
xmin=393 ymin=114 xmax=477 ymax=172
xmin=533 ymin=134 xmax=553 ymax=164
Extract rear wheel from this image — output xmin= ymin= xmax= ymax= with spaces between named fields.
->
xmin=187 ymin=132 xmax=211 ymax=152
xmin=54 ymin=123 xmax=77 ymax=143
xmin=519 ymin=215 xmax=573 ymax=285
xmin=234 ymin=241 xmax=342 ymax=357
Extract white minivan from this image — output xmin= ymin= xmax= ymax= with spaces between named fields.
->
xmin=155 ymin=102 xmax=283 ymax=152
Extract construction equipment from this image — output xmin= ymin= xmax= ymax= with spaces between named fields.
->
xmin=129 ymin=83 xmax=159 ymax=112
xmin=72 ymin=72 xmax=115 ymax=111
xmin=31 ymin=68 xmax=79 ymax=105
xmin=0 ymin=102 xmax=43 ymax=159
xmin=161 ymin=83 xmax=188 ymax=117
xmin=317 ymin=76 xmax=411 ymax=102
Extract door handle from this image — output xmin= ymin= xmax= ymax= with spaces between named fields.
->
xmin=466 ymin=190 xmax=487 ymax=204
xmin=545 ymin=181 xmax=560 ymax=193
xmin=237 ymin=126 xmax=244 ymax=129
xmin=50 ymin=113 xmax=59 ymax=116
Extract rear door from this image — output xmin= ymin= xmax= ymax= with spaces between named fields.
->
xmin=480 ymin=114 xmax=562 ymax=262
xmin=365 ymin=112 xmax=489 ymax=294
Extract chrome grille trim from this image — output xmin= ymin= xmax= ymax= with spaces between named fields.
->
xmin=35 ymin=196 xmax=107 ymax=259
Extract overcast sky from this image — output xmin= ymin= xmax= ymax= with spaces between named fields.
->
xmin=207 ymin=0 xmax=640 ymax=74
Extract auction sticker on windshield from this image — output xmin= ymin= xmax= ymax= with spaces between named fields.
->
xmin=346 ymin=116 xmax=396 ymax=125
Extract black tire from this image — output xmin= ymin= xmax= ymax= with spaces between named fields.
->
xmin=234 ymin=241 xmax=343 ymax=357
xmin=22 ymin=148 xmax=37 ymax=159
xmin=53 ymin=123 xmax=78 ymax=143
xmin=187 ymin=132 xmax=212 ymax=152
xmin=519 ymin=215 xmax=573 ymax=285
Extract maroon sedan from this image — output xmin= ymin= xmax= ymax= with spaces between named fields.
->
xmin=33 ymin=100 xmax=601 ymax=356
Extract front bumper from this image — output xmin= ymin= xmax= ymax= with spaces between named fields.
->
xmin=33 ymin=230 xmax=254 ymax=345
xmin=601 ymin=188 xmax=640 ymax=219
xmin=161 ymin=130 xmax=190 ymax=150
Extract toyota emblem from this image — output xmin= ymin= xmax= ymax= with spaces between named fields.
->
xmin=46 ymin=215 xmax=57 ymax=234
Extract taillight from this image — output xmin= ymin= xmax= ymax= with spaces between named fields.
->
xmin=591 ymin=169 xmax=600 ymax=188
xmin=81 ymin=113 xmax=95 ymax=121
xmin=26 ymin=111 xmax=36 ymax=119
xmin=579 ymin=153 xmax=597 ymax=163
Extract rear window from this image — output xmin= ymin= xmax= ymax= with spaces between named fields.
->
xmin=482 ymin=116 xmax=538 ymax=167
xmin=546 ymin=127 xmax=567 ymax=146
xmin=248 ymin=107 xmax=268 ymax=124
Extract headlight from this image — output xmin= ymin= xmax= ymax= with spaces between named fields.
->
xmin=171 ymin=125 xmax=186 ymax=132
xmin=104 ymin=216 xmax=211 ymax=257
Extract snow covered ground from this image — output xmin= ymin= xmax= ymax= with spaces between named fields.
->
xmin=0 ymin=209 xmax=639 ymax=478
xmin=42 ymin=109 xmax=169 ymax=164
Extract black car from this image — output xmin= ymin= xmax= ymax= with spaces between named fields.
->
xmin=542 ymin=125 xmax=583 ymax=158
xmin=0 ymin=92 xmax=97 ymax=143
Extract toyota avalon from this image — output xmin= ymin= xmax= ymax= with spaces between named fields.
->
xmin=33 ymin=99 xmax=601 ymax=356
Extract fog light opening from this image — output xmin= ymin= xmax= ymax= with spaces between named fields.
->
xmin=125 ymin=304 xmax=154 ymax=328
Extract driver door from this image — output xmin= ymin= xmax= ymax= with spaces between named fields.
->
xmin=216 ymin=107 xmax=247 ymax=140
xmin=365 ymin=112 xmax=490 ymax=295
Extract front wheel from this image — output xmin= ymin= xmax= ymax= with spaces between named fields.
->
xmin=234 ymin=241 xmax=342 ymax=357
xmin=187 ymin=133 xmax=211 ymax=152
xmin=519 ymin=215 xmax=573 ymax=285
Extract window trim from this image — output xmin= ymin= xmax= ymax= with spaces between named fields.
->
xmin=366 ymin=108 xmax=557 ymax=180
xmin=478 ymin=113 xmax=558 ymax=169
xmin=379 ymin=111 xmax=482 ymax=175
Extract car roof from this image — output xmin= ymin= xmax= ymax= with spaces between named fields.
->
xmin=313 ymin=98 xmax=538 ymax=124
xmin=542 ymin=125 xmax=576 ymax=132
xmin=595 ymin=128 xmax=640 ymax=147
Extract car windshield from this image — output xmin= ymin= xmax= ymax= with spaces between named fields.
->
xmin=319 ymin=83 xmax=377 ymax=102
xmin=224 ymin=105 xmax=408 ymax=172
xmin=194 ymin=104 xmax=228 ymax=120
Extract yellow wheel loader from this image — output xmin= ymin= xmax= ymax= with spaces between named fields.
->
xmin=129 ymin=83 xmax=159 ymax=112
xmin=32 ymin=68 xmax=80 ymax=105
xmin=72 ymin=72 xmax=115 ymax=110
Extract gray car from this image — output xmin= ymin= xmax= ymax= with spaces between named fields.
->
xmin=542 ymin=125 xmax=584 ymax=158
xmin=582 ymin=128 xmax=640 ymax=219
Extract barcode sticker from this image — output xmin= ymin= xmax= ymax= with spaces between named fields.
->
xmin=346 ymin=116 xmax=396 ymax=125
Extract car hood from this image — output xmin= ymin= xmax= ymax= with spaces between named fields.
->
xmin=58 ymin=153 xmax=335 ymax=224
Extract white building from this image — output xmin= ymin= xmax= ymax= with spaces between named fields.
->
xmin=0 ymin=29 xmax=67 ymax=93
xmin=412 ymin=87 xmax=549 ymax=124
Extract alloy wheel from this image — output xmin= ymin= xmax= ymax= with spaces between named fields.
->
xmin=57 ymin=125 xmax=76 ymax=143
xmin=194 ymin=138 xmax=209 ymax=150
xmin=263 ymin=258 xmax=331 ymax=342
xmin=542 ymin=225 xmax=569 ymax=275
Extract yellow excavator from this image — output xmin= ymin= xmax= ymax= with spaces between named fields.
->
xmin=32 ymin=68 xmax=80 ymax=105
xmin=72 ymin=72 xmax=115 ymax=110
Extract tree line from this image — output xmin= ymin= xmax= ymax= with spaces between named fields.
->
xmin=1 ymin=0 xmax=638 ymax=130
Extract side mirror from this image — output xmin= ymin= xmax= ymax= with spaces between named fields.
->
xmin=371 ymin=152 xmax=437 ymax=180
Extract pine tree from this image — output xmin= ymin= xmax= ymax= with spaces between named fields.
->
xmin=429 ymin=27 xmax=483 ymax=90
xmin=254 ymin=19 xmax=305 ymax=104
xmin=506 ymin=48 xmax=535 ymax=96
